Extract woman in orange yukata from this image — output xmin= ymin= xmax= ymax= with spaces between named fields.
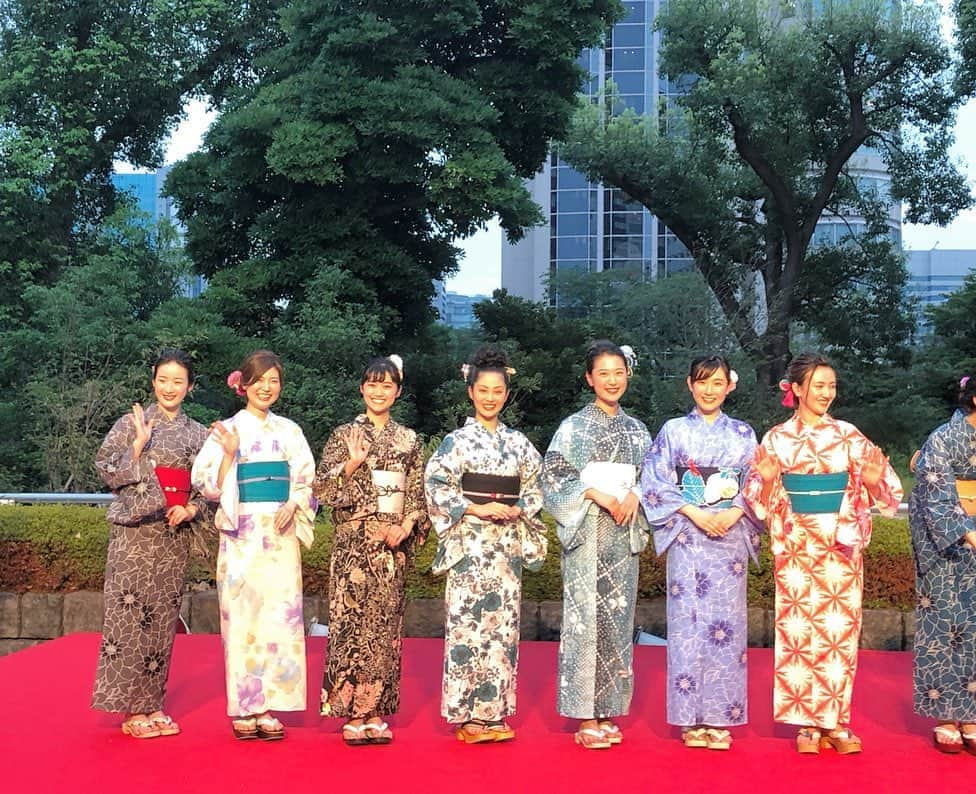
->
xmin=744 ymin=352 xmax=902 ymax=754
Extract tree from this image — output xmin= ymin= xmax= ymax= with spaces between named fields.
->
xmin=559 ymin=0 xmax=971 ymax=386
xmin=166 ymin=0 xmax=623 ymax=343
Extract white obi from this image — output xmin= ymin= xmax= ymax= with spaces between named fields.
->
xmin=372 ymin=469 xmax=406 ymax=517
xmin=580 ymin=461 xmax=637 ymax=502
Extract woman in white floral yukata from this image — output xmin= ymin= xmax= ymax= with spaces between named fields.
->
xmin=425 ymin=346 xmax=547 ymax=744
xmin=192 ymin=350 xmax=317 ymax=741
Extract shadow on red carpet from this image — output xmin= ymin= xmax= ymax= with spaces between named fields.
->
xmin=0 ymin=634 xmax=964 ymax=793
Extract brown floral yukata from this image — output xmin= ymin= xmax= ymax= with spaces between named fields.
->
xmin=314 ymin=415 xmax=430 ymax=719
xmin=91 ymin=404 xmax=210 ymax=714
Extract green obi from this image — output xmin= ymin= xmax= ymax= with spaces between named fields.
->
xmin=782 ymin=472 xmax=849 ymax=514
xmin=237 ymin=461 xmax=290 ymax=503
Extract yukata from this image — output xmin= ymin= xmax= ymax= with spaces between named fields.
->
xmin=743 ymin=414 xmax=901 ymax=729
xmin=424 ymin=418 xmax=547 ymax=724
xmin=540 ymin=403 xmax=652 ymax=720
xmin=192 ymin=410 xmax=317 ymax=717
xmin=92 ymin=404 xmax=209 ymax=714
xmin=313 ymin=416 xmax=430 ymax=719
xmin=910 ymin=410 xmax=976 ymax=721
xmin=641 ymin=410 xmax=760 ymax=728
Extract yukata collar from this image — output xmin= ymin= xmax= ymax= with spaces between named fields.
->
xmin=950 ymin=409 xmax=976 ymax=437
xmin=688 ymin=408 xmax=725 ymax=426
xmin=584 ymin=401 xmax=627 ymax=422
xmin=788 ymin=411 xmax=836 ymax=433
xmin=354 ymin=413 xmax=395 ymax=434
xmin=235 ymin=407 xmax=278 ymax=430
xmin=144 ymin=403 xmax=183 ymax=425
xmin=463 ymin=416 xmax=509 ymax=434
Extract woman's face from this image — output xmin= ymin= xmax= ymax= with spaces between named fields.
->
xmin=468 ymin=370 xmax=508 ymax=424
xmin=687 ymin=368 xmax=731 ymax=417
xmin=152 ymin=361 xmax=191 ymax=415
xmin=793 ymin=365 xmax=836 ymax=418
xmin=586 ymin=353 xmax=628 ymax=409
xmin=361 ymin=372 xmax=400 ymax=417
xmin=245 ymin=367 xmax=282 ymax=412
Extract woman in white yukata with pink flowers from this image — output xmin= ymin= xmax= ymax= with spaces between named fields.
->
xmin=192 ymin=349 xmax=317 ymax=741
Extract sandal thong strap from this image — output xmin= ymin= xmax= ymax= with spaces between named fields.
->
xmin=578 ymin=728 xmax=607 ymax=739
xmin=256 ymin=715 xmax=283 ymax=731
xmin=936 ymin=725 xmax=963 ymax=740
xmin=365 ymin=722 xmax=390 ymax=733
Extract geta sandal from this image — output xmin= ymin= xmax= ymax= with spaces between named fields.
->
xmin=147 ymin=711 xmax=180 ymax=737
xmin=231 ymin=717 xmax=258 ymax=740
xmin=820 ymin=727 xmax=861 ymax=754
xmin=682 ymin=727 xmax=708 ymax=748
xmin=364 ymin=720 xmax=393 ymax=745
xmin=456 ymin=720 xmax=496 ymax=744
xmin=705 ymin=728 xmax=732 ymax=750
xmin=255 ymin=714 xmax=285 ymax=741
xmin=934 ymin=724 xmax=963 ymax=754
xmin=342 ymin=722 xmax=369 ymax=746
xmin=121 ymin=715 xmax=161 ymax=739
xmin=574 ymin=727 xmax=611 ymax=750
xmin=597 ymin=721 xmax=623 ymax=745
xmin=796 ymin=728 xmax=821 ymax=754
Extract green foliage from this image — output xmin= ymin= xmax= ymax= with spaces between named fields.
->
xmin=559 ymin=0 xmax=970 ymax=385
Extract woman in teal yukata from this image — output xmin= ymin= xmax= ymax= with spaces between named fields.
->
xmin=540 ymin=340 xmax=652 ymax=749
xmin=425 ymin=346 xmax=547 ymax=744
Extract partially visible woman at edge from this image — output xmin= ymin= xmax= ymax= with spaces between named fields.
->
xmin=641 ymin=355 xmax=760 ymax=751
xmin=910 ymin=373 xmax=976 ymax=754
xmin=92 ymin=348 xmax=210 ymax=739
xmin=743 ymin=352 xmax=902 ymax=755
xmin=313 ymin=355 xmax=430 ymax=746
xmin=424 ymin=346 xmax=548 ymax=744
xmin=191 ymin=350 xmax=317 ymax=741
xmin=540 ymin=340 xmax=652 ymax=750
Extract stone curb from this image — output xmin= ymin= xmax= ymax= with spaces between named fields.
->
xmin=0 ymin=591 xmax=917 ymax=655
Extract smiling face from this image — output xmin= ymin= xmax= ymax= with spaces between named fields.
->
xmin=468 ymin=370 xmax=508 ymax=426
xmin=245 ymin=366 xmax=282 ymax=414
xmin=361 ymin=372 xmax=400 ymax=419
xmin=586 ymin=352 xmax=628 ymax=413
xmin=688 ymin=368 xmax=731 ymax=418
xmin=152 ymin=361 xmax=191 ymax=417
xmin=793 ymin=365 xmax=837 ymax=421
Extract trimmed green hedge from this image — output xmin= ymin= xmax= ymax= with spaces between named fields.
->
xmin=0 ymin=504 xmax=915 ymax=609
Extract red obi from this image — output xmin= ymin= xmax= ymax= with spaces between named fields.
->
xmin=155 ymin=467 xmax=192 ymax=508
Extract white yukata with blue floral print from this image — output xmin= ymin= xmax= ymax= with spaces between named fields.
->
xmin=641 ymin=410 xmax=759 ymax=728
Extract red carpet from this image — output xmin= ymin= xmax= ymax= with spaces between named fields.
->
xmin=0 ymin=634 xmax=965 ymax=793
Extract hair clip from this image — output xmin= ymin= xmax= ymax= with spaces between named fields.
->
xmin=226 ymin=370 xmax=246 ymax=397
xmin=779 ymin=379 xmax=795 ymax=408
xmin=388 ymin=354 xmax=404 ymax=379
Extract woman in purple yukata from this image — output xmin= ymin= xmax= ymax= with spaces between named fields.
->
xmin=641 ymin=355 xmax=760 ymax=750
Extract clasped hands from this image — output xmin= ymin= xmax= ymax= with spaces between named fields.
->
xmin=586 ymin=489 xmax=640 ymax=526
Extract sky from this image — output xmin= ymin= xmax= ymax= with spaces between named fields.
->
xmin=159 ymin=9 xmax=976 ymax=297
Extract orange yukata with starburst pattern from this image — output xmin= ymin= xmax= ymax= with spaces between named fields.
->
xmin=743 ymin=414 xmax=902 ymax=729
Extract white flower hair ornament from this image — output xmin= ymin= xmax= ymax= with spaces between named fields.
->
xmin=619 ymin=344 xmax=637 ymax=375
xmin=460 ymin=363 xmax=472 ymax=382
xmin=387 ymin=354 xmax=404 ymax=379
xmin=728 ymin=369 xmax=739 ymax=392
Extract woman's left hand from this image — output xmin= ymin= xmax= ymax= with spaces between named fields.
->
xmin=612 ymin=492 xmax=640 ymax=526
xmin=384 ymin=519 xmax=414 ymax=548
xmin=273 ymin=501 xmax=298 ymax=533
xmin=166 ymin=504 xmax=196 ymax=527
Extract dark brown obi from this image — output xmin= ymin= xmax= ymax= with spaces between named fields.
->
xmin=461 ymin=472 xmax=521 ymax=506
xmin=154 ymin=466 xmax=191 ymax=507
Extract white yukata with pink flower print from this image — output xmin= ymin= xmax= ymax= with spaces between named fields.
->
xmin=192 ymin=409 xmax=317 ymax=717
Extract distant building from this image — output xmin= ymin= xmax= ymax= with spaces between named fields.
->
xmin=433 ymin=287 xmax=490 ymax=329
xmin=907 ymin=248 xmax=976 ymax=330
xmin=111 ymin=167 xmax=205 ymax=297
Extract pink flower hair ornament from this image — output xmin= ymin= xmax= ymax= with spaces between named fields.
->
xmin=779 ymin=378 xmax=796 ymax=409
xmin=961 ymin=376 xmax=971 ymax=389
xmin=227 ymin=370 xmax=246 ymax=397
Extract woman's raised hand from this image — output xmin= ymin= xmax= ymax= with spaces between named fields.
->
xmin=131 ymin=403 xmax=154 ymax=456
xmin=861 ymin=446 xmax=887 ymax=490
xmin=753 ymin=446 xmax=781 ymax=483
xmin=345 ymin=425 xmax=371 ymax=471
xmin=209 ymin=421 xmax=240 ymax=458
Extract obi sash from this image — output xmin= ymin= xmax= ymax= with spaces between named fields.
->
xmin=461 ymin=472 xmax=521 ymax=506
xmin=372 ymin=469 xmax=406 ymax=517
xmin=237 ymin=461 xmax=290 ymax=503
xmin=956 ymin=479 xmax=976 ymax=516
xmin=154 ymin=467 xmax=191 ymax=508
xmin=675 ymin=465 xmax=740 ymax=509
xmin=782 ymin=472 xmax=849 ymax=514
xmin=580 ymin=461 xmax=637 ymax=502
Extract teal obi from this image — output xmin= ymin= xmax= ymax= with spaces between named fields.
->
xmin=782 ymin=472 xmax=849 ymax=514
xmin=237 ymin=461 xmax=290 ymax=503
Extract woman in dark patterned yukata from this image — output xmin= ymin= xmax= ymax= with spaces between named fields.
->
xmin=910 ymin=373 xmax=976 ymax=754
xmin=92 ymin=349 xmax=210 ymax=739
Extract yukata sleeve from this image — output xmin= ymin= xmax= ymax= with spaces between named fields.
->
xmin=742 ymin=432 xmax=790 ymax=553
xmin=184 ymin=422 xmax=216 ymax=557
xmin=424 ymin=433 xmax=470 ymax=575
xmin=731 ymin=426 xmax=763 ymax=560
xmin=540 ymin=418 xmax=592 ymax=553
xmin=191 ymin=426 xmax=238 ymax=534
xmin=627 ymin=421 xmax=653 ymax=554
xmin=640 ymin=423 xmax=690 ymax=554
xmin=849 ymin=427 xmax=903 ymax=517
xmin=403 ymin=434 xmax=431 ymax=546
xmin=915 ymin=432 xmax=974 ymax=552
xmin=312 ymin=424 xmax=374 ymax=512
xmin=94 ymin=414 xmax=154 ymax=490
xmin=287 ymin=425 xmax=318 ymax=549
xmin=516 ymin=436 xmax=548 ymax=572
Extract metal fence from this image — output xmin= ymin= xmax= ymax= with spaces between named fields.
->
xmin=0 ymin=493 xmax=114 ymax=505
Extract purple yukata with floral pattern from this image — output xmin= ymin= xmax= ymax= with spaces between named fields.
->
xmin=641 ymin=410 xmax=760 ymax=728
xmin=192 ymin=409 xmax=317 ymax=717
